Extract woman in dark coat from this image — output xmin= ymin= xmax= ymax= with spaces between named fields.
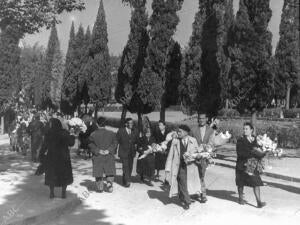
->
xmin=41 ymin=118 xmax=75 ymax=199
xmin=137 ymin=128 xmax=156 ymax=185
xmin=153 ymin=120 xmax=170 ymax=178
xmin=236 ymin=122 xmax=267 ymax=208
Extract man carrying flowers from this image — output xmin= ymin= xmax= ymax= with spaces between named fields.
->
xmin=165 ymin=125 xmax=201 ymax=210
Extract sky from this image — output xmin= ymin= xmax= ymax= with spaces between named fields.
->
xmin=22 ymin=0 xmax=284 ymax=56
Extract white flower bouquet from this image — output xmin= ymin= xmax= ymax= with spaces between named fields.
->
xmin=138 ymin=131 xmax=177 ymax=160
xmin=68 ymin=117 xmax=87 ymax=134
xmin=245 ymin=134 xmax=283 ymax=175
xmin=212 ymin=131 xmax=232 ymax=146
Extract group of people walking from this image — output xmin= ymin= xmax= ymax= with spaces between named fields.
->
xmin=9 ymin=110 xmax=267 ymax=210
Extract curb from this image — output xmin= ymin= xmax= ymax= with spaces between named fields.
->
xmin=214 ymin=161 xmax=300 ymax=183
xmin=6 ymin=197 xmax=81 ymax=225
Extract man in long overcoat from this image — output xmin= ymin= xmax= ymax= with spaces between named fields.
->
xmin=89 ymin=117 xmax=117 ymax=193
xmin=165 ymin=125 xmax=201 ymax=210
xmin=190 ymin=112 xmax=214 ymax=203
xmin=116 ymin=118 xmax=138 ymax=187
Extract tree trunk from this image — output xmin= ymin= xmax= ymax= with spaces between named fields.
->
xmin=251 ymin=111 xmax=257 ymax=135
xmin=225 ymin=99 xmax=229 ymax=110
xmin=120 ymin=106 xmax=127 ymax=127
xmin=160 ymin=95 xmax=166 ymax=122
xmin=85 ymin=104 xmax=88 ymax=114
xmin=285 ymin=84 xmax=291 ymax=110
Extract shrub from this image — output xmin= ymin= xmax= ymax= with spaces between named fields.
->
xmin=218 ymin=109 xmax=240 ymax=118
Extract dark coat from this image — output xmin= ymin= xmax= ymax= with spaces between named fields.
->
xmin=190 ymin=125 xmax=214 ymax=177
xmin=28 ymin=119 xmax=44 ymax=152
xmin=88 ymin=128 xmax=118 ymax=177
xmin=235 ymin=136 xmax=266 ymax=187
xmin=137 ymin=136 xmax=156 ymax=178
xmin=116 ymin=127 xmax=138 ymax=159
xmin=43 ymin=119 xmax=75 ymax=187
xmin=153 ymin=127 xmax=171 ymax=170
xmin=79 ymin=121 xmax=98 ymax=149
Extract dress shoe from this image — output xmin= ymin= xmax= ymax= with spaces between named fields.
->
xmin=124 ymin=183 xmax=131 ymax=188
xmin=257 ymin=202 xmax=266 ymax=208
xmin=50 ymin=192 xmax=55 ymax=199
xmin=200 ymin=196 xmax=207 ymax=203
xmin=182 ymin=203 xmax=190 ymax=210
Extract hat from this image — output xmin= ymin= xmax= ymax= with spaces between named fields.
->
xmin=178 ymin=124 xmax=191 ymax=133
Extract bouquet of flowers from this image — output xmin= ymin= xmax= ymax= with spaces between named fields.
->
xmin=188 ymin=144 xmax=215 ymax=165
xmin=138 ymin=131 xmax=177 ymax=160
xmin=245 ymin=134 xmax=283 ymax=175
xmin=68 ymin=117 xmax=87 ymax=134
xmin=212 ymin=131 xmax=232 ymax=146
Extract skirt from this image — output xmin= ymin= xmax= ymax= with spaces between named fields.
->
xmin=137 ymin=154 xmax=155 ymax=178
xmin=235 ymin=169 xmax=263 ymax=187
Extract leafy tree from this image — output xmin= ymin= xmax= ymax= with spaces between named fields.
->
xmin=0 ymin=27 xmax=21 ymax=107
xmin=228 ymin=0 xmax=274 ymax=128
xmin=115 ymin=0 xmax=151 ymax=126
xmin=137 ymin=0 xmax=184 ymax=122
xmin=88 ymin=0 xmax=111 ymax=118
xmin=0 ymin=0 xmax=85 ymax=36
xmin=275 ymin=0 xmax=300 ymax=109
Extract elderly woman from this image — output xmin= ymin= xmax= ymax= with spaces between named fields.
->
xmin=236 ymin=122 xmax=267 ymax=208
xmin=41 ymin=118 xmax=75 ymax=199
xmin=165 ymin=125 xmax=201 ymax=210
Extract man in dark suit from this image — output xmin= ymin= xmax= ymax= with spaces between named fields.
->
xmin=191 ymin=112 xmax=214 ymax=203
xmin=116 ymin=118 xmax=137 ymax=187
xmin=89 ymin=117 xmax=117 ymax=193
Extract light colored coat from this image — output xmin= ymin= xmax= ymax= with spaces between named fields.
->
xmin=165 ymin=136 xmax=201 ymax=198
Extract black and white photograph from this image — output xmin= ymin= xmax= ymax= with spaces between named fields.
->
xmin=0 ymin=0 xmax=299 ymax=225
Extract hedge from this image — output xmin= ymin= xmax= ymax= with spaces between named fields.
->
xmin=104 ymin=117 xmax=300 ymax=149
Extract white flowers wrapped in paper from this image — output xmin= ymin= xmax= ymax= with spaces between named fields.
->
xmin=256 ymin=134 xmax=283 ymax=157
xmin=68 ymin=117 xmax=87 ymax=133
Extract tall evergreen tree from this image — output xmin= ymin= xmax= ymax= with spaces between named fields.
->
xmin=89 ymin=0 xmax=111 ymax=118
xmin=179 ymin=1 xmax=206 ymax=115
xmin=50 ymin=40 xmax=64 ymax=109
xmin=275 ymin=0 xmax=300 ymax=109
xmin=61 ymin=21 xmax=76 ymax=114
xmin=164 ymin=41 xmax=182 ymax=108
xmin=137 ymin=0 xmax=184 ymax=122
xmin=115 ymin=0 xmax=151 ymax=126
xmin=41 ymin=24 xmax=60 ymax=109
xmin=0 ymin=27 xmax=21 ymax=107
xmin=228 ymin=0 xmax=274 ymax=127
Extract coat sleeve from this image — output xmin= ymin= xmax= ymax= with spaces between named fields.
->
xmin=107 ymin=132 xmax=118 ymax=155
xmin=88 ymin=134 xmax=99 ymax=155
xmin=165 ymin=140 xmax=176 ymax=172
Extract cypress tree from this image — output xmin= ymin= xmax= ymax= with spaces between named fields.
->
xmin=41 ymin=24 xmax=60 ymax=109
xmin=179 ymin=1 xmax=206 ymax=115
xmin=228 ymin=0 xmax=274 ymax=128
xmin=61 ymin=21 xmax=76 ymax=114
xmin=89 ymin=0 xmax=111 ymax=118
xmin=115 ymin=0 xmax=151 ymax=125
xmin=137 ymin=0 xmax=183 ymax=122
xmin=50 ymin=41 xmax=64 ymax=109
xmin=275 ymin=0 xmax=300 ymax=109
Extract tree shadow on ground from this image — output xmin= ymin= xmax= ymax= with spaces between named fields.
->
xmin=0 ymin=144 xmax=120 ymax=225
xmin=206 ymin=189 xmax=256 ymax=208
xmin=264 ymin=181 xmax=300 ymax=194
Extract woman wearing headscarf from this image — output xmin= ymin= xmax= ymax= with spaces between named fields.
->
xmin=41 ymin=118 xmax=75 ymax=199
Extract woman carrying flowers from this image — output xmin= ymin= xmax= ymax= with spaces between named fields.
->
xmin=235 ymin=122 xmax=266 ymax=208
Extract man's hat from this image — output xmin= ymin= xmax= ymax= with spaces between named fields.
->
xmin=178 ymin=124 xmax=191 ymax=133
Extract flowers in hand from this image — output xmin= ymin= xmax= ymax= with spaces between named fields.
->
xmin=68 ymin=117 xmax=87 ymax=133
xmin=211 ymin=131 xmax=232 ymax=146
xmin=256 ymin=134 xmax=283 ymax=157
